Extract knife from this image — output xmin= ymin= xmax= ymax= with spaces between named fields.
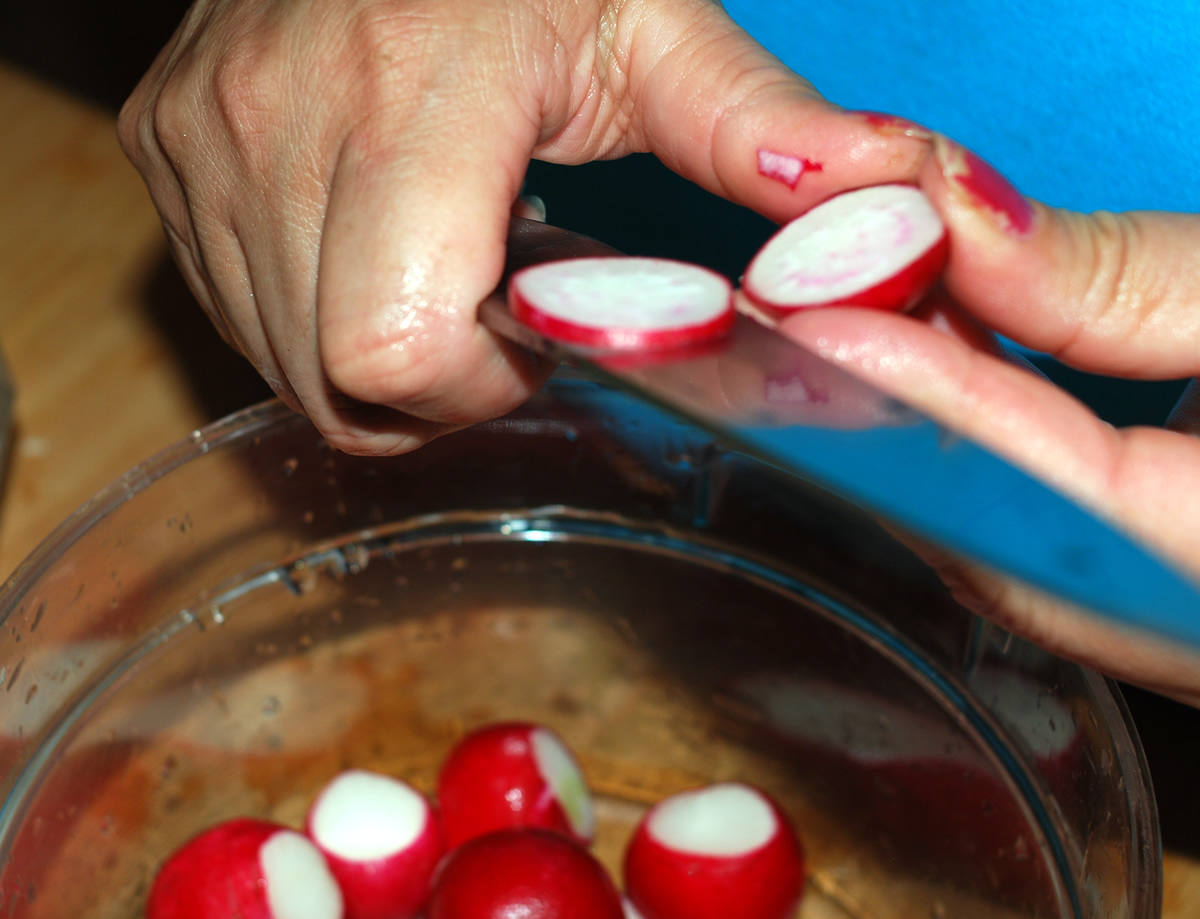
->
xmin=482 ymin=220 xmax=1200 ymax=643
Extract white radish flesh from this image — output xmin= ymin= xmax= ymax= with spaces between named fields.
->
xmin=146 ymin=818 xmax=343 ymax=919
xmin=646 ymin=783 xmax=776 ymax=856
xmin=741 ymin=184 xmax=947 ymax=316
xmin=531 ymin=726 xmax=596 ymax=841
xmin=309 ymin=770 xmax=432 ymax=860
xmin=508 ymin=257 xmax=734 ymax=350
xmin=306 ymin=770 xmax=444 ymax=919
xmin=261 ymin=831 xmax=346 ymax=919
xmin=623 ymin=783 xmax=805 ymax=919
xmin=436 ymin=721 xmax=595 ymax=847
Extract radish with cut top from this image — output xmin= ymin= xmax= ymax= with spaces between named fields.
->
xmin=623 ymin=782 xmax=805 ymax=919
xmin=305 ymin=769 xmax=445 ymax=919
xmin=741 ymin=183 xmax=948 ymax=318
xmin=426 ymin=827 xmax=624 ymax=919
xmin=507 ymin=256 xmax=735 ymax=351
xmin=146 ymin=817 xmax=344 ymax=919
xmin=436 ymin=721 xmax=595 ymax=847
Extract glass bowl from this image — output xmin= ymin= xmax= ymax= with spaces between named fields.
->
xmin=0 ymin=377 xmax=1158 ymax=918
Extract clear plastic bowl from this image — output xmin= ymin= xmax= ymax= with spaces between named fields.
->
xmin=0 ymin=378 xmax=1159 ymax=918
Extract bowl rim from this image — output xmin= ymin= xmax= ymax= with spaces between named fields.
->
xmin=0 ymin=389 xmax=1164 ymax=919
xmin=0 ymin=399 xmax=295 ymax=612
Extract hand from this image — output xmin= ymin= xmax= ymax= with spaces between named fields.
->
xmin=778 ymin=133 xmax=1200 ymax=706
xmin=117 ymin=0 xmax=929 ymax=454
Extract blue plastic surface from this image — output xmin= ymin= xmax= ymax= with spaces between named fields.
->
xmin=725 ymin=0 xmax=1200 ymax=214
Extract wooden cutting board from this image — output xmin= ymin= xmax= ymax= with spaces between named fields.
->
xmin=0 ymin=62 xmax=1196 ymax=917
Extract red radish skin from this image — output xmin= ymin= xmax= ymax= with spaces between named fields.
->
xmin=623 ymin=783 xmax=805 ymax=919
xmin=756 ymin=149 xmax=823 ymax=189
xmin=740 ymin=184 xmax=948 ymax=319
xmin=436 ymin=722 xmax=595 ymax=848
xmin=426 ymin=828 xmax=624 ymax=919
xmin=146 ymin=818 xmax=344 ymax=919
xmin=508 ymin=257 xmax=734 ymax=351
xmin=306 ymin=770 xmax=445 ymax=919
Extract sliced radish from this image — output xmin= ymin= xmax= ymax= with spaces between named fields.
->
xmin=623 ymin=783 xmax=804 ymax=919
xmin=741 ymin=184 xmax=948 ymax=317
xmin=426 ymin=828 xmax=624 ymax=919
xmin=146 ymin=817 xmax=344 ymax=919
xmin=436 ymin=721 xmax=595 ymax=848
xmin=507 ymin=257 xmax=734 ymax=351
xmin=305 ymin=770 xmax=445 ymax=919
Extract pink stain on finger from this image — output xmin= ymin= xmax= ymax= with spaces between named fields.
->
xmin=757 ymin=149 xmax=823 ymax=189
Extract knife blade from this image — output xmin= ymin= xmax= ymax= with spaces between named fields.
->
xmin=480 ymin=279 xmax=1200 ymax=646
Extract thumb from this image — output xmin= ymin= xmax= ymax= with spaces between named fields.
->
xmin=923 ymin=134 xmax=1200 ymax=380
xmin=611 ymin=1 xmax=933 ymax=223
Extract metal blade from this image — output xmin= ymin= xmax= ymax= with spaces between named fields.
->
xmin=482 ymin=298 xmax=1200 ymax=644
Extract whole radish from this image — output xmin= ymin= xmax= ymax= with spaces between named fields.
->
xmin=436 ymin=722 xmax=594 ymax=847
xmin=508 ymin=256 xmax=735 ymax=351
xmin=306 ymin=770 xmax=445 ymax=919
xmin=623 ymin=783 xmax=805 ymax=919
xmin=740 ymin=184 xmax=948 ymax=318
xmin=146 ymin=817 xmax=344 ymax=919
xmin=425 ymin=828 xmax=624 ymax=919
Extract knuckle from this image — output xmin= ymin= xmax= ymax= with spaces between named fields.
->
xmin=148 ymin=74 xmax=197 ymax=165
xmin=1071 ymin=210 xmax=1158 ymax=342
xmin=208 ymin=44 xmax=284 ymax=166
xmin=323 ymin=332 xmax=444 ymax=409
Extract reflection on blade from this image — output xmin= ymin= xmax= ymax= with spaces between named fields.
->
xmin=481 ymin=300 xmax=1200 ymax=644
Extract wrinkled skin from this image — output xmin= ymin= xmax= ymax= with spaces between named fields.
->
xmin=120 ymin=0 xmax=1200 ymax=703
xmin=118 ymin=0 xmax=925 ymax=454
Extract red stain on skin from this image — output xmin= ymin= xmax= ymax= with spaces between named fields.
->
xmin=757 ymin=149 xmax=823 ymax=189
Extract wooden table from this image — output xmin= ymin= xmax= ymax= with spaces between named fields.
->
xmin=0 ymin=62 xmax=1197 ymax=916
xmin=0 ymin=63 xmax=270 ymax=580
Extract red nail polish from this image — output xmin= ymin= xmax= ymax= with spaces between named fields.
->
xmin=938 ymin=138 xmax=1034 ymax=235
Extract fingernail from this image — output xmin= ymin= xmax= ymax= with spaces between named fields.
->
xmin=512 ymin=194 xmax=546 ymax=222
xmin=851 ymin=110 xmax=933 ymax=140
xmin=934 ymin=135 xmax=1034 ymax=236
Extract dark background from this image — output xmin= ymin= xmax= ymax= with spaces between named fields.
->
xmin=3 ymin=0 xmax=1198 ymax=858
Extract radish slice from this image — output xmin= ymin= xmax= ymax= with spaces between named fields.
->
xmin=623 ymin=783 xmax=805 ymax=919
xmin=306 ymin=770 xmax=445 ymax=919
xmin=426 ymin=828 xmax=624 ymax=919
xmin=741 ymin=184 xmax=948 ymax=317
xmin=507 ymin=257 xmax=735 ymax=350
xmin=146 ymin=818 xmax=344 ymax=919
xmin=436 ymin=721 xmax=595 ymax=848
